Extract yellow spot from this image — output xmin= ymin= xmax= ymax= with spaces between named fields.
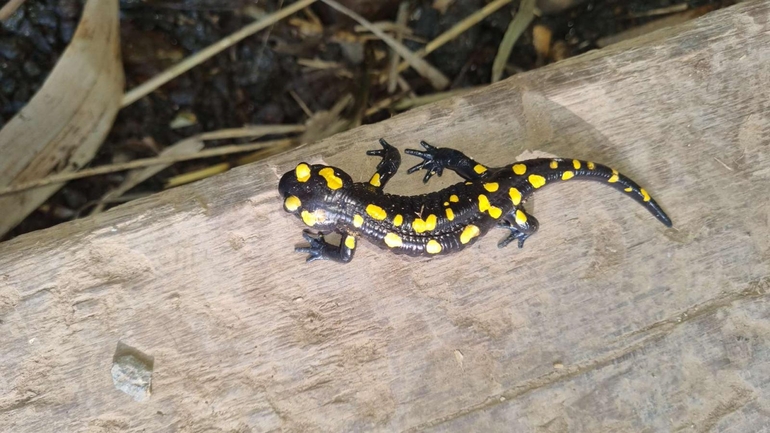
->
xmin=295 ymin=163 xmax=311 ymax=182
xmin=562 ymin=171 xmax=574 ymax=181
xmin=513 ymin=164 xmax=527 ymax=175
xmin=426 ymin=214 xmax=437 ymax=230
xmin=473 ymin=164 xmax=488 ymax=174
xmin=345 ymin=236 xmax=356 ymax=249
xmin=369 ymin=173 xmax=381 ymax=187
xmin=449 ymin=194 xmax=459 ymax=203
xmin=460 ymin=225 xmax=480 ymax=244
xmin=587 ymin=161 xmax=595 ymax=170
xmin=319 ymin=167 xmax=343 ymax=190
xmin=393 ymin=214 xmax=403 ymax=227
xmin=353 ymin=214 xmax=364 ymax=228
xmin=478 ymin=194 xmax=490 ymax=212
xmin=550 ymin=160 xmax=558 ymax=169
xmin=301 ymin=210 xmax=316 ymax=226
xmin=509 ymin=187 xmax=522 ymax=205
xmin=384 ymin=233 xmax=402 ymax=248
xmin=413 ymin=214 xmax=437 ymax=233
xmin=284 ymin=196 xmax=301 ymax=211
xmin=426 ymin=240 xmax=442 ymax=254
xmin=444 ymin=202 xmax=449 ymax=206
xmin=529 ymin=174 xmax=546 ymax=188
xmin=640 ymin=188 xmax=651 ymax=202
xmin=366 ymin=204 xmax=387 ymax=220
xmin=483 ymin=182 xmax=499 ymax=192
xmin=608 ymin=169 xmax=619 ymax=183
xmin=515 ymin=209 xmax=527 ymax=225
xmin=478 ymin=194 xmax=501 ymax=218
xmin=446 ymin=208 xmax=455 ymax=221
xmin=413 ymin=219 xmax=426 ymax=233
xmin=573 ymin=160 xmax=581 ymax=170
xmin=624 ymin=187 xmax=633 ymax=192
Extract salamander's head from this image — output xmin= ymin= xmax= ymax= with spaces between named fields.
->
xmin=279 ymin=163 xmax=353 ymax=229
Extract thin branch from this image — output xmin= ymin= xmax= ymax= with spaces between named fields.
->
xmin=353 ymin=22 xmax=414 ymax=35
xmin=0 ymin=139 xmax=295 ymax=196
xmin=382 ymin=0 xmax=514 ymax=83
xmin=387 ymin=2 xmax=410 ymax=93
xmin=289 ymin=90 xmax=314 ymax=117
xmin=629 ymin=4 xmax=688 ymax=18
xmin=320 ymin=0 xmax=450 ymax=90
xmin=392 ymin=87 xmax=480 ymax=111
xmin=121 ymin=0 xmax=317 ymax=107
xmin=90 ymin=137 xmax=205 ymax=215
xmin=164 ymin=138 xmax=297 ymax=189
xmin=197 ymin=124 xmax=306 ymax=141
xmin=165 ymin=163 xmax=231 ymax=189
xmin=365 ymin=91 xmax=408 ymax=117
xmin=297 ymin=58 xmax=346 ymax=69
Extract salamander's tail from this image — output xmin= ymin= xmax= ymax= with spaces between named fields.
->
xmin=524 ymin=158 xmax=672 ymax=227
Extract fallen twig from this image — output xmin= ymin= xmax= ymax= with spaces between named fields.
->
xmin=121 ymin=0 xmax=318 ymax=107
xmin=197 ymin=124 xmax=306 ymax=141
xmin=0 ymin=139 xmax=295 ymax=196
xmin=90 ymin=137 xmax=205 ymax=215
xmin=320 ymin=0 xmax=450 ymax=90
xmin=392 ymin=87 xmax=480 ymax=111
xmin=387 ymin=2 xmax=410 ymax=93
xmin=382 ymin=0 xmax=514 ymax=83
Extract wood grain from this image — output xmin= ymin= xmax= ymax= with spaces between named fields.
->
xmin=1 ymin=2 xmax=770 ymax=431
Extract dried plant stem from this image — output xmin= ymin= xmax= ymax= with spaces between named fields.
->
xmin=387 ymin=2 xmax=410 ymax=93
xmin=197 ymin=124 xmax=306 ymax=140
xmin=491 ymin=0 xmax=536 ymax=82
xmin=392 ymin=87 xmax=480 ymax=111
xmin=121 ymin=0 xmax=317 ymax=107
xmin=383 ymin=0 xmax=514 ymax=83
xmin=0 ymin=139 xmax=294 ymax=196
xmin=320 ymin=0 xmax=450 ymax=89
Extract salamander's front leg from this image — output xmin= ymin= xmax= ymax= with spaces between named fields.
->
xmin=365 ymin=138 xmax=401 ymax=191
xmin=405 ymin=140 xmax=490 ymax=183
xmin=497 ymin=208 xmax=540 ymax=248
xmin=296 ymin=230 xmax=356 ymax=263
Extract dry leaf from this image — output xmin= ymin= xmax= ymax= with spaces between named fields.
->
xmin=0 ymin=0 xmax=123 ymax=236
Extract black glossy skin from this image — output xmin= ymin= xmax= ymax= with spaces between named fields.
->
xmin=278 ymin=139 xmax=672 ymax=263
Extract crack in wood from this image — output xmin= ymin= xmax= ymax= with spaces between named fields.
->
xmin=408 ymin=277 xmax=770 ymax=431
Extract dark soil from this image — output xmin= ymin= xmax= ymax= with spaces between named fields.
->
xmin=1 ymin=0 xmax=731 ymax=240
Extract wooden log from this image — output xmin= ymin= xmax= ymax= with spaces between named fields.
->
xmin=1 ymin=1 xmax=769 ymax=430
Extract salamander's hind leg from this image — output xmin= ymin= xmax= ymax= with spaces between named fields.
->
xmin=497 ymin=208 xmax=540 ymax=248
xmin=405 ymin=140 xmax=490 ymax=183
xmin=365 ymin=138 xmax=401 ymax=191
xmin=296 ymin=230 xmax=356 ymax=263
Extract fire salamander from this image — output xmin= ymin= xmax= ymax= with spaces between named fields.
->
xmin=278 ymin=139 xmax=672 ymax=263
